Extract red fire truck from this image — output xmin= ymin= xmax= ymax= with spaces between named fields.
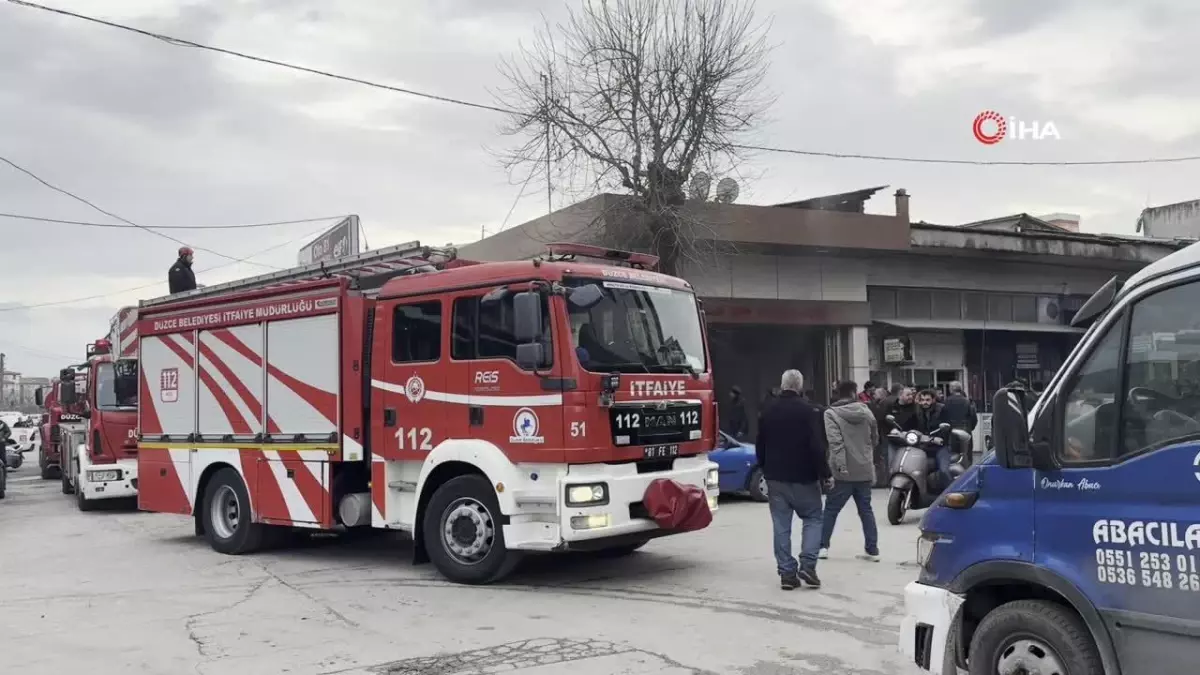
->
xmin=51 ymin=337 xmax=139 ymax=510
xmin=134 ymin=241 xmax=718 ymax=583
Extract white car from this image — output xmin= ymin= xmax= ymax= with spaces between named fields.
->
xmin=1 ymin=413 xmax=40 ymax=453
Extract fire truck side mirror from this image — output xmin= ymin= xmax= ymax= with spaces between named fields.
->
xmin=567 ymin=283 xmax=604 ymax=310
xmin=35 ymin=388 xmax=44 ymax=407
xmin=512 ymin=291 xmax=543 ymax=343
xmin=60 ymin=380 xmax=77 ymax=406
xmin=515 ymin=343 xmax=545 ymax=370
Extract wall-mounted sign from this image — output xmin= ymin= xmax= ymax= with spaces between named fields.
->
xmin=1015 ymin=342 xmax=1040 ymax=370
xmin=883 ymin=336 xmax=912 ymax=364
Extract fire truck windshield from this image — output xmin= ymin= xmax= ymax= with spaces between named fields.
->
xmin=566 ymin=278 xmax=707 ymax=374
xmin=96 ymin=362 xmax=137 ymax=410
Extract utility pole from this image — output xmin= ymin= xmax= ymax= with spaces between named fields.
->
xmin=0 ymin=352 xmax=6 ymax=406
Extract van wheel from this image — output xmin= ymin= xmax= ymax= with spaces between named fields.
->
xmin=747 ymin=468 xmax=768 ymax=502
xmin=968 ymin=599 xmax=1101 ymax=675
xmin=887 ymin=487 xmax=908 ymax=525
xmin=423 ymin=474 xmax=520 ymax=585
xmin=202 ymin=468 xmax=265 ymax=555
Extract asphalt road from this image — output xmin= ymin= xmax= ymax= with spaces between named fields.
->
xmin=1 ymin=465 xmax=926 ymax=675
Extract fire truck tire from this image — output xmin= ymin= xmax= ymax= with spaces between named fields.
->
xmin=423 ymin=475 xmax=521 ymax=585
xmin=40 ymin=451 xmax=60 ymax=480
xmin=76 ymin=480 xmax=97 ymax=512
xmin=61 ymin=466 xmax=74 ymax=495
xmin=202 ymin=468 xmax=266 ymax=555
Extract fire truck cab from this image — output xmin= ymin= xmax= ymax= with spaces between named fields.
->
xmin=57 ymin=339 xmax=139 ymax=510
xmin=135 ymin=241 xmax=719 ymax=584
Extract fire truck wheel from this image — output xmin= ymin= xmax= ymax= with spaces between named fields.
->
xmin=423 ymin=475 xmax=520 ymax=585
xmin=61 ymin=466 xmax=74 ymax=495
xmin=203 ymin=468 xmax=265 ymax=555
xmin=76 ymin=481 xmax=97 ymax=512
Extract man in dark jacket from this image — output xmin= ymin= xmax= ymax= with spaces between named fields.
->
xmin=168 ymin=246 xmax=197 ymax=294
xmin=757 ymin=369 xmax=832 ymax=591
xmin=724 ymin=386 xmax=749 ymax=440
xmin=913 ymin=388 xmax=953 ymax=479
xmin=940 ymin=381 xmax=978 ymax=433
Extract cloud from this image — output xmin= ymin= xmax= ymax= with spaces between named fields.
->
xmin=0 ymin=0 xmax=1197 ymax=376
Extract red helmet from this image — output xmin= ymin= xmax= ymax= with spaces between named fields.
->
xmin=178 ymin=246 xmax=194 ymax=257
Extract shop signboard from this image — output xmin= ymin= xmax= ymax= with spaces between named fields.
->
xmin=883 ymin=336 xmax=912 ymax=364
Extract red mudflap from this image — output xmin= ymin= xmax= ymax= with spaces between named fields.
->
xmin=643 ymin=478 xmax=712 ymax=532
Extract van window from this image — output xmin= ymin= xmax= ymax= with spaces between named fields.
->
xmin=392 ymin=301 xmax=442 ymax=363
xmin=451 ymin=294 xmax=553 ymax=368
xmin=1059 ymin=317 xmax=1123 ymax=463
xmin=1119 ymin=281 xmax=1200 ymax=455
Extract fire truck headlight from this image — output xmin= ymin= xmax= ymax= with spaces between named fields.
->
xmin=705 ymin=468 xmax=719 ymax=488
xmin=566 ymin=483 xmax=608 ymax=506
xmin=88 ymin=469 xmax=121 ymax=483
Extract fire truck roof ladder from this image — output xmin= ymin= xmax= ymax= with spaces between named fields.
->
xmin=139 ymin=241 xmax=457 ymax=308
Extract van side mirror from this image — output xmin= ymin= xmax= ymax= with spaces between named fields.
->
xmin=567 ymin=283 xmax=605 ymax=310
xmin=992 ymin=386 xmax=1057 ymax=470
xmin=512 ymin=291 xmax=543 ymax=343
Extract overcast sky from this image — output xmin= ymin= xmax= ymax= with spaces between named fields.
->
xmin=2 ymin=0 xmax=1198 ymax=377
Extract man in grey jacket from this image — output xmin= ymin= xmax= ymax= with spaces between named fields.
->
xmin=818 ymin=380 xmax=881 ymax=561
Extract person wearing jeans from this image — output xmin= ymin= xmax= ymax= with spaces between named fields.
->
xmin=768 ymin=481 xmax=826 ymax=582
xmin=819 ymin=380 xmax=882 ymax=561
xmin=756 ymin=369 xmax=832 ymax=590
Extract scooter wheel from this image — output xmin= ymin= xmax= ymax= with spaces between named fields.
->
xmin=887 ymin=487 xmax=908 ymax=525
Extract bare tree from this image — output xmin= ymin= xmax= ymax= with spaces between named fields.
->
xmin=496 ymin=0 xmax=773 ymax=275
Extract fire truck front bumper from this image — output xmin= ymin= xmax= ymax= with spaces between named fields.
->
xmin=503 ymin=454 xmax=719 ymax=552
xmin=79 ymin=459 xmax=139 ymax=500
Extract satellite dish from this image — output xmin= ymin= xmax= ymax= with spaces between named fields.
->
xmin=714 ymin=177 xmax=740 ymax=204
xmin=688 ymin=172 xmax=712 ymax=201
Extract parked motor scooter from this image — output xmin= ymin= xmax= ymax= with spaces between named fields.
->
xmin=884 ymin=416 xmax=972 ymax=525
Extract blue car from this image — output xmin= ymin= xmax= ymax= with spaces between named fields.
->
xmin=710 ymin=431 xmax=767 ymax=501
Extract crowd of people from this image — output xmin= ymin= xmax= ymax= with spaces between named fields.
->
xmin=726 ymin=372 xmax=981 ymax=591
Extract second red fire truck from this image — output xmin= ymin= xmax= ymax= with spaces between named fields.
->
xmin=134 ymin=241 xmax=719 ymax=583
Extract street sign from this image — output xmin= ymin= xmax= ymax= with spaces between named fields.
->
xmin=297 ymin=216 xmax=361 ymax=265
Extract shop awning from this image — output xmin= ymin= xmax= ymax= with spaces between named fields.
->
xmin=875 ymin=319 xmax=1084 ymax=334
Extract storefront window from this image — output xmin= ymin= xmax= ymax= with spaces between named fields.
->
xmin=988 ymin=294 xmax=1013 ymax=322
xmin=931 ymin=290 xmax=961 ymax=319
xmin=897 ymin=289 xmax=931 ymax=319
xmin=963 ymin=293 xmax=987 ymax=320
xmin=868 ymin=288 xmax=896 ymax=319
xmin=1013 ymin=295 xmax=1038 ymax=323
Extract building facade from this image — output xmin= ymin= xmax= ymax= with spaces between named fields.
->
xmin=459 ymin=189 xmax=1187 ymax=431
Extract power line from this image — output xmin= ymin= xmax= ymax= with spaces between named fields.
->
xmin=0 ymin=211 xmax=350 ymax=230
xmin=9 ymin=0 xmax=1200 ymax=168
xmin=5 ymin=0 xmax=511 ymax=115
xmin=731 ymin=144 xmax=1200 ymax=167
xmin=0 ymin=221 xmax=336 ymax=313
xmin=0 ymin=154 xmax=280 ymax=270
xmin=0 ymin=340 xmax=75 ymax=363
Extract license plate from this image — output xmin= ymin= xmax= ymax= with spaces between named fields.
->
xmin=643 ymin=444 xmax=679 ymax=459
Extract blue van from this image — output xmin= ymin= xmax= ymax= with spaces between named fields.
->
xmin=899 ymin=242 xmax=1200 ymax=675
